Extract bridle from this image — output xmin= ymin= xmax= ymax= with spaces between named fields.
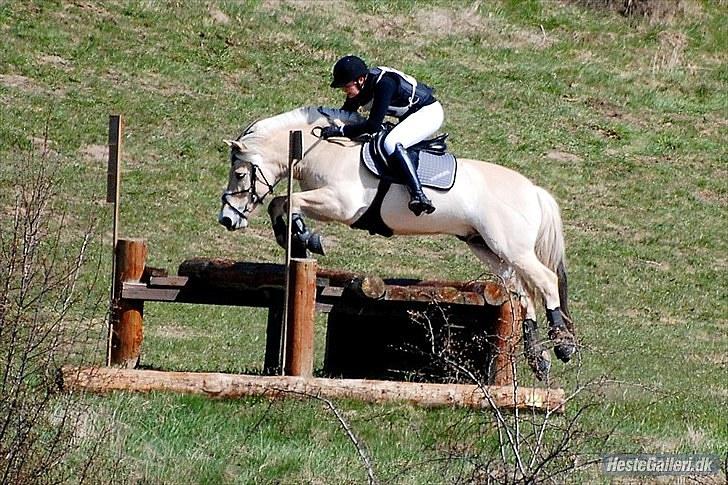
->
xmin=220 ymin=159 xmax=278 ymax=221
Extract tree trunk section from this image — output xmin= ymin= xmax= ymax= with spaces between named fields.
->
xmin=60 ymin=366 xmax=565 ymax=413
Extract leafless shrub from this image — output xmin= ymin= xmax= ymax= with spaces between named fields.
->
xmin=400 ymin=298 xmax=610 ymax=484
xmin=0 ymin=135 xmax=120 ymax=483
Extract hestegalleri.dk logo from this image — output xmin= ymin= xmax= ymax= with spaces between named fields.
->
xmin=602 ymin=454 xmax=720 ymax=476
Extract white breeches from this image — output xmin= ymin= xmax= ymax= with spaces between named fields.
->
xmin=383 ymin=101 xmax=444 ymax=155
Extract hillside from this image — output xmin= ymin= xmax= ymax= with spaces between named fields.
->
xmin=1 ymin=1 xmax=726 ymax=483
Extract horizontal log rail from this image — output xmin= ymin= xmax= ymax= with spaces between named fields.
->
xmin=120 ymin=258 xmax=510 ymax=309
xmin=59 ymin=366 xmax=565 ymax=413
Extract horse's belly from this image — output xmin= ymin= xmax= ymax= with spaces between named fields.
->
xmin=379 ymin=188 xmax=474 ymax=237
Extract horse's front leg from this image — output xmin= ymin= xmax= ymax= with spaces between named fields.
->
xmin=268 ymin=189 xmax=346 ymax=256
xmin=267 ymin=196 xmax=289 ymax=249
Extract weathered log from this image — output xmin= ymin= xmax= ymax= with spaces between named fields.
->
xmin=384 ymin=285 xmax=485 ymax=305
xmin=178 ymin=258 xmax=286 ymax=288
xmin=59 ymin=366 xmax=565 ymax=413
xmin=346 ymin=275 xmax=387 ymax=299
xmin=177 ymin=258 xmax=506 ymax=305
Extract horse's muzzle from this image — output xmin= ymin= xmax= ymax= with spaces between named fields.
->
xmin=219 ymin=215 xmax=235 ymax=231
xmin=218 ymin=208 xmax=248 ymax=231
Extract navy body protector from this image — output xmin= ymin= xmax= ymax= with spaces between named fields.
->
xmin=368 ymin=67 xmax=435 ymax=119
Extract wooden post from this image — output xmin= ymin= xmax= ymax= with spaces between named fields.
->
xmin=264 ymin=303 xmax=284 ymax=375
xmin=106 ymin=114 xmax=123 ymax=365
xmin=284 ymin=258 xmax=316 ymax=377
xmin=281 ymin=130 xmax=304 ymax=372
xmin=110 ymin=238 xmax=147 ymax=368
xmin=492 ymin=294 xmax=523 ymax=386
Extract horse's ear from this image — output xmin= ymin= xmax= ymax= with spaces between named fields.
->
xmin=223 ymin=139 xmax=245 ymax=151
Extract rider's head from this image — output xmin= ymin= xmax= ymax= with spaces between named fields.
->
xmin=330 ymin=55 xmax=368 ymax=98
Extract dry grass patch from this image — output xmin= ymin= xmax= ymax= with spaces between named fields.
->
xmin=0 ymin=74 xmax=42 ymax=93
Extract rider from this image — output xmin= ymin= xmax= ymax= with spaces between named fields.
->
xmin=321 ymin=55 xmax=443 ymax=216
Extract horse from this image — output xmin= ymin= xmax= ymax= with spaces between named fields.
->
xmin=218 ymin=106 xmax=576 ymax=379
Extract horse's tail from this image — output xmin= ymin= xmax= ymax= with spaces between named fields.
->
xmin=534 ymin=186 xmax=572 ymax=329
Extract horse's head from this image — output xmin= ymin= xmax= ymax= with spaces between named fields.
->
xmin=218 ymin=138 xmax=277 ymax=231
xmin=218 ymin=107 xmax=365 ymax=232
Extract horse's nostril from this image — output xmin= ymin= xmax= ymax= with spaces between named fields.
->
xmin=220 ymin=216 xmax=233 ymax=229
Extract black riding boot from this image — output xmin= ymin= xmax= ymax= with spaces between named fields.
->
xmin=391 ymin=143 xmax=435 ymax=216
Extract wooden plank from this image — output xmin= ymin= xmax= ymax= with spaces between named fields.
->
xmin=121 ymin=282 xmax=280 ymax=307
xmin=122 ymin=282 xmax=182 ymax=301
xmin=319 ymin=286 xmax=344 ymax=298
xmin=60 ymin=366 xmax=565 ymax=413
xmin=149 ymin=276 xmax=189 ymax=287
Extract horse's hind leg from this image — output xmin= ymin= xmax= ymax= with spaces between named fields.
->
xmin=509 ymin=251 xmax=576 ymax=363
xmin=467 ymin=243 xmax=551 ymax=380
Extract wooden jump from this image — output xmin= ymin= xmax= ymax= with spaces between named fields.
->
xmin=110 ymin=239 xmax=523 ymax=385
xmin=98 ymin=238 xmax=565 ymax=412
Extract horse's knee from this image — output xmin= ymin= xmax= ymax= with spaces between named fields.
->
xmin=267 ymin=197 xmax=285 ymax=218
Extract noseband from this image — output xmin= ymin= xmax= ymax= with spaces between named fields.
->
xmin=221 ymin=161 xmax=277 ymax=220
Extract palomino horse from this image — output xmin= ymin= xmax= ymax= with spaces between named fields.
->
xmin=219 ymin=106 xmax=576 ymax=379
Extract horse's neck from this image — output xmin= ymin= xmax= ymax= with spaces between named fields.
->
xmin=296 ymin=138 xmax=360 ymax=187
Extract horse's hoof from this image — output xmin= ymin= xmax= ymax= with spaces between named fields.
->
xmin=306 ymin=232 xmax=325 ymax=255
xmin=549 ymin=326 xmax=577 ymax=363
xmin=554 ymin=343 xmax=576 ymax=362
xmin=528 ymin=350 xmax=551 ymax=381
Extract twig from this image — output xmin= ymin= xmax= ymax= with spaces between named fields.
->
xmin=319 ymin=395 xmax=378 ymax=485
xmin=269 ymin=387 xmax=378 ymax=485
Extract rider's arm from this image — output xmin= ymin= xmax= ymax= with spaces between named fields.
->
xmin=341 ymin=97 xmax=360 ymax=112
xmin=341 ymin=76 xmax=396 ymax=139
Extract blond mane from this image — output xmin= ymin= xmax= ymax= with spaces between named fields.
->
xmin=239 ymin=106 xmax=366 ymax=143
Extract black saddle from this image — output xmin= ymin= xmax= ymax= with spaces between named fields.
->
xmin=360 ymin=128 xmax=457 ymax=190
xmin=350 ymin=128 xmax=458 ymax=238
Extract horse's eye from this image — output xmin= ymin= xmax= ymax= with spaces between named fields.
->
xmin=235 ymin=171 xmax=247 ymax=181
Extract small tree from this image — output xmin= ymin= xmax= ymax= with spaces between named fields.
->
xmin=0 ymin=136 xmax=120 ymax=484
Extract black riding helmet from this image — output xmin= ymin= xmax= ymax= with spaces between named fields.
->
xmin=330 ymin=55 xmax=368 ymax=88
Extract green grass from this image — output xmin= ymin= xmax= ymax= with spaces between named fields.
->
xmin=1 ymin=0 xmax=726 ymax=482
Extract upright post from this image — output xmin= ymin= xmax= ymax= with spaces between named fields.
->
xmin=263 ymin=305 xmax=283 ymax=375
xmin=106 ymin=114 xmax=123 ymax=365
xmin=110 ymin=238 xmax=147 ymax=368
xmin=492 ymin=295 xmax=523 ymax=386
xmin=280 ymin=130 xmax=303 ymax=374
xmin=284 ymin=258 xmax=317 ymax=377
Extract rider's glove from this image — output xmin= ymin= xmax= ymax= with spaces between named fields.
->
xmin=321 ymin=125 xmax=344 ymax=139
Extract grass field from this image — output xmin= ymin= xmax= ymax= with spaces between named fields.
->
xmin=1 ymin=0 xmax=726 ymax=483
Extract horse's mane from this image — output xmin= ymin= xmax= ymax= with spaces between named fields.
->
xmin=239 ymin=106 xmax=366 ymax=142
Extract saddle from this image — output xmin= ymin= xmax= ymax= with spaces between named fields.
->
xmin=360 ymin=129 xmax=457 ymax=190
xmin=351 ymin=128 xmax=458 ymax=237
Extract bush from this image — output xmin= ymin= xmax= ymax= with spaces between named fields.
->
xmin=0 ymin=137 xmax=119 ymax=484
